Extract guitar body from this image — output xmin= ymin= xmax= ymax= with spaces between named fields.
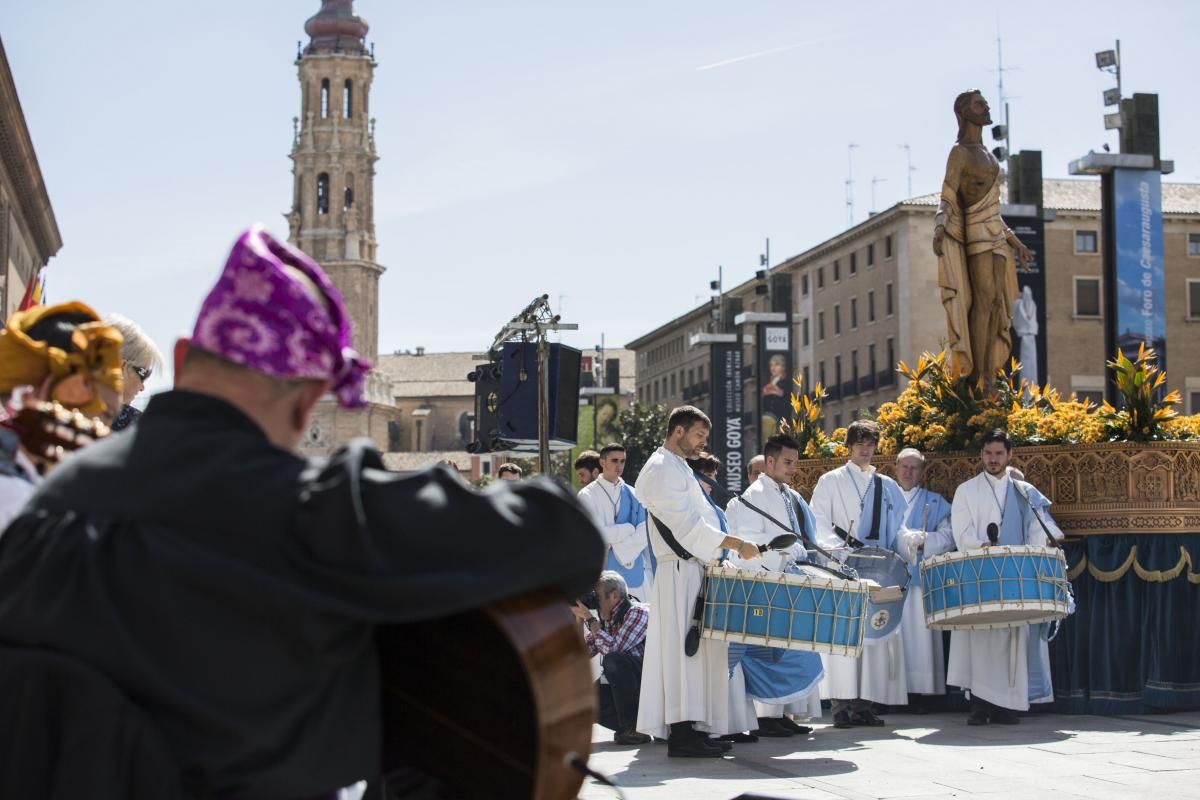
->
xmin=376 ymin=591 xmax=595 ymax=799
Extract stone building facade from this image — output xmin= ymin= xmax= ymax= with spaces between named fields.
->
xmin=629 ymin=178 xmax=1200 ymax=456
xmin=0 ymin=36 xmax=61 ymax=320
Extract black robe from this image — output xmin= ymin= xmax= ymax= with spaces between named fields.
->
xmin=0 ymin=390 xmax=605 ymax=799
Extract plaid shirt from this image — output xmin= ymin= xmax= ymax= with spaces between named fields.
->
xmin=585 ymin=600 xmax=648 ymax=660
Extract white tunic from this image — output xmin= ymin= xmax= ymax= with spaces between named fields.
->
xmin=726 ymin=474 xmax=824 ymax=719
xmin=946 ymin=471 xmax=1064 ymax=711
xmin=897 ymin=486 xmax=955 ymax=695
xmin=634 ymin=447 xmax=733 ymax=738
xmin=810 ymin=463 xmax=907 ymax=705
xmin=576 ymin=476 xmax=654 ymax=595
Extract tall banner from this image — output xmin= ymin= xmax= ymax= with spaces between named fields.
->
xmin=756 ymin=322 xmax=792 ymax=450
xmin=710 ymin=340 xmax=744 ymax=494
xmin=1006 ymin=215 xmax=1047 ymax=387
xmin=1110 ymin=168 xmax=1167 ymax=368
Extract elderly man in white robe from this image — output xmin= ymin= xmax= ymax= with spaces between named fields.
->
xmin=948 ymin=428 xmax=1064 ymax=725
xmin=635 ymin=406 xmax=762 ymax=757
xmin=810 ymin=419 xmax=908 ymax=728
xmin=577 ymin=443 xmax=654 ymax=598
xmin=725 ymin=434 xmax=825 ymax=739
xmin=893 ymin=448 xmax=956 ymax=712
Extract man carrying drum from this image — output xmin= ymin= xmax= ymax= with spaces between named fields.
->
xmin=635 ymin=406 xmax=762 ymax=758
xmin=725 ymin=434 xmax=825 ymax=738
xmin=810 ymin=419 xmax=908 ymax=728
xmin=893 ymin=448 xmax=956 ymax=712
xmin=948 ymin=429 xmax=1065 ymax=725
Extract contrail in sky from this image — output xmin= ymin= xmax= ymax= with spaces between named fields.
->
xmin=695 ymin=37 xmax=840 ymax=71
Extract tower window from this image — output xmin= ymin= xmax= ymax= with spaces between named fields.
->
xmin=320 ymin=79 xmax=330 ymax=119
xmin=343 ymin=80 xmax=353 ymax=118
xmin=317 ymin=173 xmax=330 ymax=215
xmin=344 ymin=173 xmax=355 ymax=211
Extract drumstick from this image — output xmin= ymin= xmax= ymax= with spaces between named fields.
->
xmin=917 ymin=503 xmax=928 ymax=556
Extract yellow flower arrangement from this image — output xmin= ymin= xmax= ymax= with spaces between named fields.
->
xmin=790 ymin=345 xmax=1200 ymax=459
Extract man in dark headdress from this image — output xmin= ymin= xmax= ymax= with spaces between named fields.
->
xmin=0 ymin=226 xmax=604 ymax=798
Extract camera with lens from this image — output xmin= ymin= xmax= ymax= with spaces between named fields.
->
xmin=578 ymin=589 xmax=600 ymax=611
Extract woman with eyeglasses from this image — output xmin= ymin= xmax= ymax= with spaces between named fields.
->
xmin=104 ymin=313 xmax=164 ymax=431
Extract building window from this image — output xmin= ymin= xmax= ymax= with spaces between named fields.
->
xmin=887 ymin=337 xmax=895 ymax=372
xmin=343 ymin=173 xmax=355 ymax=211
xmin=834 ymin=355 xmax=842 ymax=388
xmin=698 ymin=364 xmax=705 ymax=383
xmin=801 ymin=273 xmax=810 ymax=296
xmin=1191 ymin=390 xmax=1200 ymax=414
xmin=817 ymin=267 xmax=825 ymax=289
xmin=833 ymin=260 xmax=841 ymax=283
xmin=1076 ymin=390 xmax=1105 ymax=406
xmin=867 ymin=243 xmax=875 ymax=266
xmin=687 ymin=368 xmax=695 ymax=387
xmin=343 ymin=79 xmax=353 ymax=118
xmin=320 ymin=78 xmax=330 ymax=119
xmin=803 ymin=366 xmax=811 ymax=391
xmin=885 ymin=234 xmax=893 ymax=259
xmin=868 ymin=343 xmax=877 ymax=377
xmin=1074 ymin=277 xmax=1102 ymax=318
xmin=802 ymin=317 xmax=810 ymax=347
xmin=851 ymin=350 xmax=859 ymax=391
xmin=868 ymin=289 xmax=876 ymax=322
xmin=670 ymin=373 xmax=676 ymax=395
xmin=850 ymin=297 xmax=858 ymax=329
xmin=1188 ymin=279 xmax=1200 ymax=320
xmin=834 ymin=304 xmax=842 ymax=336
xmin=819 ymin=361 xmax=826 ymax=389
xmin=638 ymin=385 xmax=645 ymax=404
xmin=653 ymin=381 xmax=659 ymax=402
xmin=1075 ymin=230 xmax=1099 ymax=254
xmin=885 ymin=282 xmax=894 ymax=316
xmin=833 ymin=413 xmax=843 ymax=430
xmin=818 ymin=311 xmax=826 ymax=341
xmin=1188 ymin=233 xmax=1200 ymax=257
xmin=316 ymin=173 xmax=330 ymax=215
xmin=849 ymin=253 xmax=857 ymax=276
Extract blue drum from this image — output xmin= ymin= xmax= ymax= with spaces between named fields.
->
xmin=702 ymin=565 xmax=868 ymax=657
xmin=844 ymin=546 xmax=911 ymax=640
xmin=920 ymin=545 xmax=1070 ymax=630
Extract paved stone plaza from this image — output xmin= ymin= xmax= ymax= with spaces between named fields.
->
xmin=580 ymin=710 xmax=1200 ymax=799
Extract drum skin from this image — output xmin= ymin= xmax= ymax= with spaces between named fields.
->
xmin=701 ymin=565 xmax=869 ymax=657
xmin=920 ymin=545 xmax=1070 ymax=630
xmin=843 ymin=547 xmax=910 ymax=640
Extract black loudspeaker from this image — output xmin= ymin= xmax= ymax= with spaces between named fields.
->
xmin=495 ymin=342 xmax=581 ymax=449
xmin=1008 ymin=150 xmax=1043 ymax=213
xmin=466 ymin=360 xmax=502 ymax=453
xmin=1120 ymin=93 xmax=1161 ymax=163
xmin=604 ymin=358 xmax=620 ymax=393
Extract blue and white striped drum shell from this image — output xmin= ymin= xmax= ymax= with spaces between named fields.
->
xmin=920 ymin=545 xmax=1070 ymax=630
xmin=702 ymin=565 xmax=869 ymax=658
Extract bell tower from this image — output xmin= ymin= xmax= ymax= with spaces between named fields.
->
xmin=288 ymin=0 xmax=381 ymax=364
xmin=289 ymin=1 xmax=398 ymax=455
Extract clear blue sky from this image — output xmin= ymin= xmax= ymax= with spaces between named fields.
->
xmin=5 ymin=1 xmax=1198 ymax=396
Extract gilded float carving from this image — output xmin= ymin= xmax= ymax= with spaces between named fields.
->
xmin=792 ymin=442 xmax=1200 ymax=536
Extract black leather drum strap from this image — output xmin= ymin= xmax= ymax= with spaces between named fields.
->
xmin=648 ymin=512 xmax=694 ymax=561
xmin=866 ymin=475 xmax=882 ymax=540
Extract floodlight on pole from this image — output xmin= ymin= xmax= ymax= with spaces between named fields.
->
xmin=1104 ymin=112 xmax=1123 ymax=130
xmin=1095 ymin=49 xmax=1117 ymax=69
xmin=1103 ymin=87 xmax=1121 ymax=107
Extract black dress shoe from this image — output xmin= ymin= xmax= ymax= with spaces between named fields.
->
xmin=832 ymin=710 xmax=853 ymax=729
xmin=668 ymin=737 xmax=725 ymax=758
xmin=751 ymin=717 xmax=794 ymax=738
xmin=719 ymin=732 xmax=759 ymax=743
xmin=849 ymin=709 xmax=885 ymax=727
xmin=777 ymin=716 xmax=813 ymax=735
xmin=992 ymin=709 xmax=1020 ymax=725
xmin=967 ymin=710 xmax=989 ymax=726
xmin=614 ymin=730 xmax=652 ymax=745
xmin=705 ymin=736 xmax=734 ymax=752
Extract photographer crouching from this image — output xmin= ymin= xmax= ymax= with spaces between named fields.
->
xmin=572 ymin=571 xmax=651 ymax=745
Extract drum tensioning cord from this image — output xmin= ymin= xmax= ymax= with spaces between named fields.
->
xmin=693 ymin=471 xmax=857 ymax=582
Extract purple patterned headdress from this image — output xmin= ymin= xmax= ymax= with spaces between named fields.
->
xmin=192 ymin=225 xmax=370 ymax=408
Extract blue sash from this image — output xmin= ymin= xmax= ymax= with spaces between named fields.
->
xmin=997 ymin=480 xmax=1053 ymax=702
xmin=605 ymin=483 xmax=653 ymax=587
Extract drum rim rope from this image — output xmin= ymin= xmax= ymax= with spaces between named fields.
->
xmin=700 ymin=566 xmax=869 ymax=657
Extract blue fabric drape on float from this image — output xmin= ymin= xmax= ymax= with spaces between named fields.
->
xmin=1050 ymin=534 xmax=1200 ymax=715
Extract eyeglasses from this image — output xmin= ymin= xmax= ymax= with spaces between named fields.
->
xmin=128 ymin=363 xmax=152 ymax=382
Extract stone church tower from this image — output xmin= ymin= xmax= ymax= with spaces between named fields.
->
xmin=289 ymin=0 xmax=399 ymax=455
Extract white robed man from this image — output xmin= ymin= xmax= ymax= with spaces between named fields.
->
xmin=810 ymin=419 xmax=908 ymax=728
xmin=948 ymin=428 xmax=1064 ymax=725
xmin=635 ymin=406 xmax=763 ymax=757
xmin=725 ymin=434 xmax=825 ymax=739
xmin=577 ymin=443 xmax=655 ymax=598
xmin=892 ymin=448 xmax=956 ymax=711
